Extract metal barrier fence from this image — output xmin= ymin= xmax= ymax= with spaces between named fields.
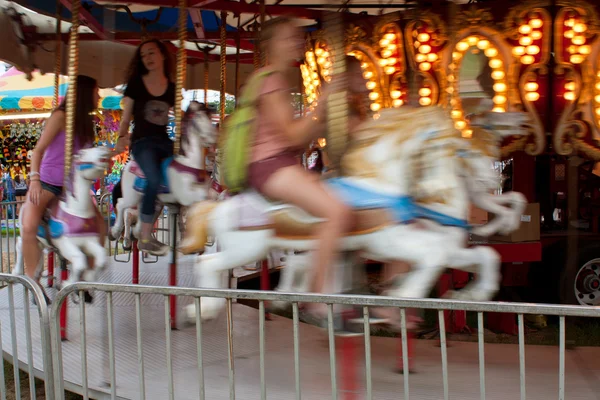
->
xmin=0 ymin=273 xmax=54 ymax=400
xmin=0 ymin=201 xmax=24 ymax=275
xmin=40 ymin=282 xmax=600 ymax=400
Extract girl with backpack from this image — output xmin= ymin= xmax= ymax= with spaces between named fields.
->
xmin=113 ymin=39 xmax=176 ymax=256
xmin=246 ymin=17 xmax=351 ymax=317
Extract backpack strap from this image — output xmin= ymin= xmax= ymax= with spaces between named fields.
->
xmin=238 ymin=68 xmax=277 ymax=108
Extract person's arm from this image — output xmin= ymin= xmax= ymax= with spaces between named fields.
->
xmin=114 ymin=96 xmax=133 ymax=154
xmin=29 ymin=110 xmax=65 ymax=178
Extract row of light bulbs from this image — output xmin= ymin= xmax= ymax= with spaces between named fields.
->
xmin=564 ymin=16 xmax=589 ymax=64
xmin=513 ymin=17 xmax=543 ymax=65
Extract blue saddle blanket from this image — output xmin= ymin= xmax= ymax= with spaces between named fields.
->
xmin=133 ymin=157 xmax=173 ymax=194
xmin=326 ymin=178 xmax=469 ymax=228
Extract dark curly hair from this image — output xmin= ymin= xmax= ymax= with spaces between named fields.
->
xmin=125 ymin=39 xmax=173 ymax=84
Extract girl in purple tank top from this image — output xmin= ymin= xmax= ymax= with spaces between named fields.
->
xmin=22 ymin=75 xmax=104 ymax=299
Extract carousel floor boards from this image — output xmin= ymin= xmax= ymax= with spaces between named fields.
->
xmin=1 ymin=257 xmax=599 ymax=399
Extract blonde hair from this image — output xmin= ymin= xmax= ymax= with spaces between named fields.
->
xmin=260 ymin=17 xmax=294 ymax=56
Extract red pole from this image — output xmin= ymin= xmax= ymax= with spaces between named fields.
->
xmin=132 ymin=240 xmax=139 ymax=285
xmin=60 ymin=265 xmax=68 ymax=340
xmin=47 ymin=252 xmax=54 ymax=288
xmin=169 ymin=211 xmax=177 ymax=330
xmin=339 ymin=335 xmax=359 ymax=399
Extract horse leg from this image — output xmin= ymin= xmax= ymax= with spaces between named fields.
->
xmin=192 ymin=230 xmax=272 ymax=321
xmin=369 ymin=229 xmax=449 ymax=299
xmin=83 ymin=238 xmax=108 ymax=282
xmin=55 ymin=239 xmax=88 ymax=287
xmin=271 ymin=250 xmax=312 ymax=311
xmin=445 ymin=246 xmax=501 ymax=301
xmin=13 ymin=237 xmax=24 ymax=276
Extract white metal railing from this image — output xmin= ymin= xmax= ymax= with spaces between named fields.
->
xmin=40 ymin=281 xmax=600 ymax=400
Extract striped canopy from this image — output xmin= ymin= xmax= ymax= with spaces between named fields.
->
xmin=0 ymin=68 xmax=123 ymax=111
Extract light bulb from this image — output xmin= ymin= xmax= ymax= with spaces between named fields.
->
xmin=525 ymin=92 xmax=540 ymax=101
xmin=419 ymin=97 xmax=432 ymax=106
xmin=519 ymin=25 xmax=532 ymax=34
xmin=417 ymin=33 xmax=430 ymax=42
xmin=391 ymin=90 xmax=402 ymax=99
xmin=419 ymin=62 xmax=431 ymax=71
xmin=484 ymin=48 xmax=499 ymax=58
xmin=393 ymin=99 xmax=404 ymax=107
xmin=525 ymin=82 xmax=539 ymax=92
xmin=419 ymin=45 xmax=432 ymax=54
xmin=512 ymin=46 xmax=526 ymax=56
xmin=427 ymin=53 xmax=438 ymax=62
xmin=419 ymin=87 xmax=432 ymax=97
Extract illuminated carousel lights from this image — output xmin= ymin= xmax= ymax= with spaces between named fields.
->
xmin=378 ymin=29 xmax=404 ymax=109
xmin=513 ymin=13 xmax=543 ymax=66
xmin=564 ymin=14 xmax=590 ymax=64
xmin=314 ymin=45 xmax=333 ymax=82
xmin=412 ymin=27 xmax=438 ymax=107
xmin=301 ymin=51 xmax=321 ymax=109
xmin=595 ymin=71 xmax=600 ymax=126
xmin=563 ymin=80 xmax=576 ymax=101
xmin=449 ymin=36 xmax=507 ymax=137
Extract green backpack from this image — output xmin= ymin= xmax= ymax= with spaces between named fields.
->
xmin=221 ymin=68 xmax=274 ymax=194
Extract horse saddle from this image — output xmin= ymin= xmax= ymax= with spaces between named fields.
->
xmin=131 ymin=158 xmax=173 ymax=194
xmin=234 ymin=178 xmax=408 ymax=239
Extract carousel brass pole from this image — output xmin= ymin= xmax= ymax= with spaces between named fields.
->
xmin=219 ymin=11 xmax=227 ymax=125
xmin=64 ymin=0 xmax=80 ymax=185
xmin=53 ymin=1 xmax=62 ymax=108
xmin=173 ymin=0 xmax=187 ymax=156
xmin=323 ymin=9 xmax=348 ymax=172
xmin=259 ymin=0 xmax=266 ymax=67
xmin=253 ymin=21 xmax=260 ymax=70
xmin=203 ymin=48 xmax=209 ymax=105
xmin=235 ymin=15 xmax=241 ymax=99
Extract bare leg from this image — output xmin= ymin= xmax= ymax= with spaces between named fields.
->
xmin=261 ymin=165 xmax=351 ymax=296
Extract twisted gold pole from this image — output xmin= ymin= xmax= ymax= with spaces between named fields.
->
xmin=203 ymin=48 xmax=209 ymax=105
xmin=64 ymin=0 xmax=80 ymax=185
xmin=323 ymin=11 xmax=348 ymax=172
xmin=219 ymin=11 xmax=227 ymax=125
xmin=253 ymin=22 xmax=260 ymax=70
xmin=173 ymin=0 xmax=187 ymax=156
xmin=53 ymin=2 xmax=62 ymax=108
xmin=259 ymin=0 xmax=266 ymax=67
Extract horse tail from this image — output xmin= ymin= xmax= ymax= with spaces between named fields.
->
xmin=179 ymin=200 xmax=218 ymax=255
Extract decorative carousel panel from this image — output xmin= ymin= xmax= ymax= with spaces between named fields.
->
xmin=553 ymin=0 xmax=600 ymax=159
xmin=440 ymin=11 xmax=515 ymax=140
xmin=404 ymin=11 xmax=448 ymax=107
xmin=502 ymin=1 xmax=551 ymax=156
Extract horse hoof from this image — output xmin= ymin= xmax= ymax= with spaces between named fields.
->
xmin=123 ymin=243 xmax=132 ymax=252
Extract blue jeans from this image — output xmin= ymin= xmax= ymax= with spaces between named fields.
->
xmin=131 ymin=137 xmax=173 ymax=223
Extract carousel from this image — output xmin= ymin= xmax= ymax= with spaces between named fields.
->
xmin=1 ymin=0 xmax=600 ymax=399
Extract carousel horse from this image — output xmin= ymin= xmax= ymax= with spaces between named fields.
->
xmin=180 ymin=106 xmax=529 ymax=320
xmin=270 ymin=110 xmax=529 ymax=310
xmin=14 ymin=146 xmax=111 ymax=286
xmin=109 ymin=102 xmax=217 ymax=254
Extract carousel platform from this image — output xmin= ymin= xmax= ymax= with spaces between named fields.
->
xmin=1 ymin=256 xmax=600 ymax=399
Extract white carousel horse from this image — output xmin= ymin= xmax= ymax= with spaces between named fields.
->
xmin=270 ymin=110 xmax=529 ymax=308
xmin=14 ymin=146 xmax=111 ymax=285
xmin=109 ymin=102 xmax=218 ymax=255
xmin=180 ymin=106 xmax=528 ymax=320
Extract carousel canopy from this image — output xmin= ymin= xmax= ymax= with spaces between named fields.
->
xmin=0 ymin=67 xmax=123 ymax=110
xmin=0 ymin=0 xmax=471 ymax=92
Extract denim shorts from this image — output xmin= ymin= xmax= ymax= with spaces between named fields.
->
xmin=41 ymin=181 xmax=63 ymax=196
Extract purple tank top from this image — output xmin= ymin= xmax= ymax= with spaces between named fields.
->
xmin=39 ymin=130 xmax=86 ymax=187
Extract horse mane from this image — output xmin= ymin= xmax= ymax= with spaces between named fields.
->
xmin=342 ymin=106 xmax=458 ymax=180
xmin=179 ymin=101 xmax=212 ymax=158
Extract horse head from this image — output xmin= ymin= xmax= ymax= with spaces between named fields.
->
xmin=183 ymin=101 xmax=218 ymax=147
xmin=460 ymin=111 xmax=531 ymax=193
xmin=73 ymin=146 xmax=111 ymax=181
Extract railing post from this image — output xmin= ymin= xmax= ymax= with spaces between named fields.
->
xmin=60 ymin=258 xmax=68 ymax=341
xmin=47 ymin=251 xmax=55 ymax=288
xmin=132 ymin=240 xmax=139 ymax=285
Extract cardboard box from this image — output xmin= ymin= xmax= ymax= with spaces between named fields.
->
xmin=469 ymin=205 xmax=489 ymax=225
xmin=490 ymin=203 xmax=540 ymax=243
